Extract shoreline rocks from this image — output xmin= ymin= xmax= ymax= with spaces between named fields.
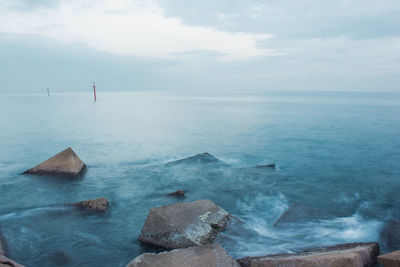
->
xmin=378 ymin=250 xmax=400 ymax=267
xmin=139 ymin=199 xmax=231 ymax=249
xmin=23 ymin=147 xmax=86 ymax=176
xmin=237 ymin=242 xmax=379 ymax=267
xmin=74 ymin=198 xmax=109 ymax=212
xmin=127 ymin=243 xmax=239 ymax=267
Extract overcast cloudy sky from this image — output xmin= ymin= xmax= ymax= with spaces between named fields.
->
xmin=1 ymin=0 xmax=399 ymax=92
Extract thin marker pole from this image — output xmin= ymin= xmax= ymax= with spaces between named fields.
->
xmin=93 ymin=82 xmax=96 ymax=101
xmin=47 ymin=88 xmax=49 ymax=96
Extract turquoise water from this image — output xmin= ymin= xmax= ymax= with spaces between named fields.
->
xmin=0 ymin=91 xmax=399 ymax=266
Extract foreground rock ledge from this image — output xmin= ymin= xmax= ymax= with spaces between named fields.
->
xmin=23 ymin=147 xmax=86 ymax=176
xmin=237 ymin=242 xmax=379 ymax=267
xmin=139 ymin=199 xmax=230 ymax=249
xmin=126 ymin=243 xmax=240 ymax=267
xmin=75 ymin=198 xmax=109 ymax=212
xmin=378 ymin=250 xmax=400 ymax=267
xmin=0 ymin=255 xmax=24 ymax=267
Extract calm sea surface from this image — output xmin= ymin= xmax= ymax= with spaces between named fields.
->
xmin=0 ymin=91 xmax=399 ymax=266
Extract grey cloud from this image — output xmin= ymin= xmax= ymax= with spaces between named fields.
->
xmin=159 ymin=0 xmax=400 ymax=39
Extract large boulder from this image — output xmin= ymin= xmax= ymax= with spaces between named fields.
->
xmin=378 ymin=250 xmax=400 ymax=267
xmin=74 ymin=198 xmax=109 ymax=212
xmin=23 ymin=147 xmax=86 ymax=176
xmin=139 ymin=199 xmax=231 ymax=249
xmin=0 ymin=255 xmax=24 ymax=267
xmin=237 ymin=242 xmax=379 ymax=267
xmin=165 ymin=153 xmax=225 ymax=167
xmin=126 ymin=243 xmax=240 ymax=267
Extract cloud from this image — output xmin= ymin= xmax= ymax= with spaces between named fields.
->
xmin=0 ymin=0 xmax=279 ymax=61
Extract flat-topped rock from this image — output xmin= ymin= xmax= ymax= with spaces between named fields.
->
xmin=238 ymin=242 xmax=379 ymax=267
xmin=75 ymin=198 xmax=109 ymax=212
xmin=23 ymin=147 xmax=86 ymax=176
xmin=127 ymin=243 xmax=240 ymax=267
xmin=0 ymin=255 xmax=24 ymax=267
xmin=165 ymin=153 xmax=224 ymax=166
xmin=378 ymin=250 xmax=400 ymax=267
xmin=139 ymin=199 xmax=231 ymax=249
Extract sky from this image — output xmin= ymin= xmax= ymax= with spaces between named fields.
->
xmin=0 ymin=0 xmax=400 ymax=93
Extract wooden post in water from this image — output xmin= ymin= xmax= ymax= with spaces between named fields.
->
xmin=47 ymin=88 xmax=49 ymax=96
xmin=93 ymin=82 xmax=96 ymax=101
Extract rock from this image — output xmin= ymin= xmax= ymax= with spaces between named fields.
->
xmin=273 ymin=202 xmax=331 ymax=227
xmin=75 ymin=198 xmax=109 ymax=212
xmin=0 ymin=233 xmax=4 ymax=256
xmin=47 ymin=251 xmax=70 ymax=266
xmin=165 ymin=153 xmax=224 ymax=166
xmin=23 ymin=147 xmax=86 ymax=176
xmin=237 ymin=242 xmax=379 ymax=267
xmin=139 ymin=199 xmax=231 ymax=249
xmin=126 ymin=243 xmax=240 ymax=267
xmin=378 ymin=250 xmax=400 ymax=267
xmin=0 ymin=255 xmax=24 ymax=267
xmin=386 ymin=219 xmax=400 ymax=251
xmin=255 ymin=164 xmax=276 ymax=169
xmin=167 ymin=190 xmax=185 ymax=197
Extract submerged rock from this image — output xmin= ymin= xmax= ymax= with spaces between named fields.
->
xmin=127 ymin=243 xmax=240 ymax=267
xmin=139 ymin=199 xmax=231 ymax=249
xmin=46 ymin=251 xmax=70 ymax=266
xmin=255 ymin=164 xmax=276 ymax=169
xmin=273 ymin=202 xmax=331 ymax=227
xmin=0 ymin=232 xmax=4 ymax=256
xmin=167 ymin=190 xmax=185 ymax=198
xmin=378 ymin=250 xmax=400 ymax=267
xmin=23 ymin=147 xmax=86 ymax=176
xmin=165 ymin=153 xmax=224 ymax=166
xmin=386 ymin=219 xmax=400 ymax=251
xmin=237 ymin=242 xmax=379 ymax=267
xmin=75 ymin=198 xmax=109 ymax=212
xmin=0 ymin=255 xmax=24 ymax=267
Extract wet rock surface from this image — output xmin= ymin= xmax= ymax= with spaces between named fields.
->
xmin=378 ymin=250 xmax=400 ymax=267
xmin=23 ymin=147 xmax=86 ymax=176
xmin=237 ymin=242 xmax=379 ymax=267
xmin=75 ymin=197 xmax=109 ymax=212
xmin=139 ymin=199 xmax=231 ymax=249
xmin=126 ymin=243 xmax=240 ymax=267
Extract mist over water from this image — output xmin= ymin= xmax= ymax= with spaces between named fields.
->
xmin=0 ymin=91 xmax=399 ymax=266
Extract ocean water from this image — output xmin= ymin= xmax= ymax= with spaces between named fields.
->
xmin=0 ymin=91 xmax=399 ymax=266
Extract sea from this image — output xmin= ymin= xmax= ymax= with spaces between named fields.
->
xmin=0 ymin=90 xmax=399 ymax=266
